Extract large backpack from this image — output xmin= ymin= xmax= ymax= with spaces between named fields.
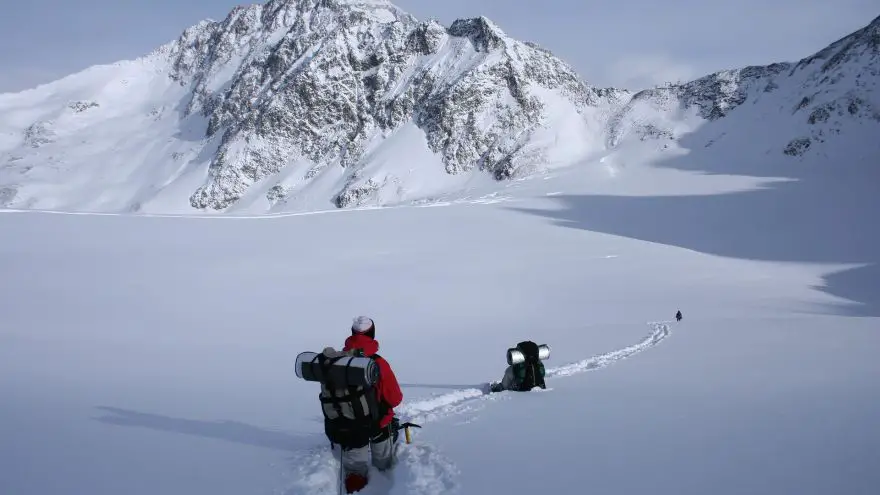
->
xmin=304 ymin=349 xmax=383 ymax=449
xmin=511 ymin=341 xmax=546 ymax=391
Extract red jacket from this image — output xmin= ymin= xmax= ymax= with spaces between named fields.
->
xmin=343 ymin=333 xmax=403 ymax=428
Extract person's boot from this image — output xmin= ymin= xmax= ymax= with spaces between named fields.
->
xmin=345 ymin=473 xmax=368 ymax=493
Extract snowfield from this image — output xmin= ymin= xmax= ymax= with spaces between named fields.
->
xmin=1 ymin=157 xmax=878 ymax=494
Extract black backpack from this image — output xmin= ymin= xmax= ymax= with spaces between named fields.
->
xmin=311 ymin=349 xmax=383 ymax=449
xmin=512 ymin=341 xmax=546 ymax=391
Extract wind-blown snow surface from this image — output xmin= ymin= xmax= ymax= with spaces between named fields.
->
xmin=1 ymin=164 xmax=879 ymax=494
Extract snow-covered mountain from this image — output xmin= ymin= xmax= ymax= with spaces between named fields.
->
xmin=608 ymin=14 xmax=879 ymax=160
xmin=0 ymin=2 xmax=877 ymax=213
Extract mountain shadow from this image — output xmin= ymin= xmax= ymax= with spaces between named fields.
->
xmin=511 ymin=121 xmax=880 ymax=317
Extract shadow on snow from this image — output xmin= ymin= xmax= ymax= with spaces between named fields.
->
xmin=510 ymin=127 xmax=880 ymax=317
xmin=93 ymin=406 xmax=314 ymax=452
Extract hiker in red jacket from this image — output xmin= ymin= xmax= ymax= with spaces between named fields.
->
xmin=338 ymin=316 xmax=403 ymax=493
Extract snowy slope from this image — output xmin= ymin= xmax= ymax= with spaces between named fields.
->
xmin=608 ymin=14 xmax=880 ymax=161
xmin=2 ymin=154 xmax=879 ymax=494
xmin=1 ymin=5 xmax=875 ymax=214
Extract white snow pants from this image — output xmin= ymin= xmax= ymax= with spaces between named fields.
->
xmin=341 ymin=421 xmax=399 ymax=475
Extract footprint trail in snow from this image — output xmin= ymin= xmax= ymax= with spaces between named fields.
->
xmin=397 ymin=321 xmax=672 ymax=425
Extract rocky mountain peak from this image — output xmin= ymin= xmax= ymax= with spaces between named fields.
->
xmin=168 ymin=0 xmax=412 ymax=83
xmin=405 ymin=19 xmax=447 ymax=54
xmin=158 ymin=0 xmax=611 ymax=210
xmin=448 ymin=16 xmax=507 ymax=52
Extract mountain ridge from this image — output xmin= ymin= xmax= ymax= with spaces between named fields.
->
xmin=0 ymin=2 xmax=876 ymax=213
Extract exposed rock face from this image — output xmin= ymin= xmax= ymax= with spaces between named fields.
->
xmin=159 ymin=0 xmax=613 ymax=209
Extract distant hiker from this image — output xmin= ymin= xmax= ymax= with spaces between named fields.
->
xmin=295 ymin=316 xmax=403 ymax=494
xmin=489 ymin=341 xmax=549 ymax=393
xmin=676 ymin=310 xmax=682 ymax=322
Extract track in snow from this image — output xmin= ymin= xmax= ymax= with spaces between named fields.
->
xmin=397 ymin=321 xmax=672 ymax=425
xmin=546 ymin=320 xmax=671 ymax=379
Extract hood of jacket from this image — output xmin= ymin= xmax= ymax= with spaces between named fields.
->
xmin=344 ymin=334 xmax=379 ymax=356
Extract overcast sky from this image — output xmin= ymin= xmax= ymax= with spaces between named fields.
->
xmin=0 ymin=0 xmax=876 ymax=93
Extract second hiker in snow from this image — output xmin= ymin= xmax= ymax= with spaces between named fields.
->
xmin=489 ymin=341 xmax=549 ymax=393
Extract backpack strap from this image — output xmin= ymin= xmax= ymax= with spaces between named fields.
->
xmin=315 ymin=354 xmax=339 ymax=412
xmin=344 ymin=357 xmax=370 ymax=420
xmin=532 ymin=361 xmax=546 ymax=389
xmin=316 ymin=353 xmax=346 ymax=419
xmin=366 ymin=353 xmax=384 ymax=422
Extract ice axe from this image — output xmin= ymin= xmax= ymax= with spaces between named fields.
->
xmin=396 ymin=421 xmax=422 ymax=444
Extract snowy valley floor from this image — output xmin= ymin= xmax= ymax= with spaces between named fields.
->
xmin=1 ymin=164 xmax=879 ymax=495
